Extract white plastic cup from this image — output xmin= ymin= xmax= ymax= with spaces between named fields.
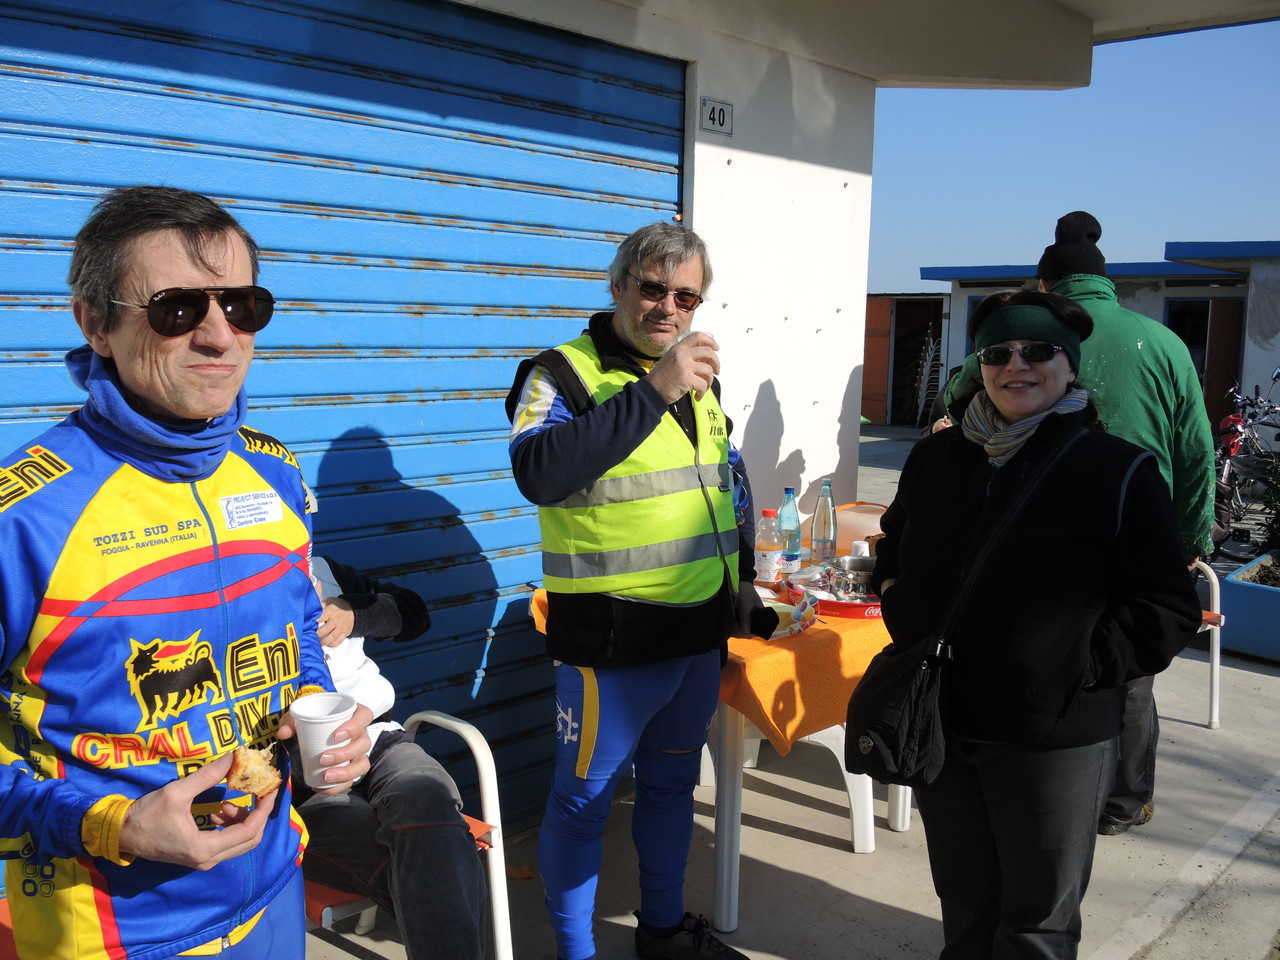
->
xmin=289 ymin=691 xmax=357 ymax=789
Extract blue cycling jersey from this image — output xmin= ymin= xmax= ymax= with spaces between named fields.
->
xmin=0 ymin=346 xmax=330 ymax=960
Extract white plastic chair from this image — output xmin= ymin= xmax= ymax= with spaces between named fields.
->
xmin=702 ymin=715 xmax=911 ymax=853
xmin=798 ymin=723 xmax=912 ymax=852
xmin=304 ymin=710 xmax=512 ymax=960
xmin=1193 ymin=560 xmax=1223 ymax=729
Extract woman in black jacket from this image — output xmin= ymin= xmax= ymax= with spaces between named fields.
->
xmin=871 ymin=290 xmax=1201 ymax=959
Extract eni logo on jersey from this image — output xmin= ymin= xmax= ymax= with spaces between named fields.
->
xmin=127 ymin=633 xmax=226 ymax=729
xmin=69 ymin=623 xmax=304 ymax=771
xmin=0 ymin=446 xmax=71 ymax=513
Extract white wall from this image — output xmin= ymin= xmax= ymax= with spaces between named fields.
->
xmin=1116 ymin=279 xmax=1180 ymax=320
xmin=1244 ymin=262 xmax=1280 ymax=398
xmin=687 ymin=68 xmax=874 ymax=514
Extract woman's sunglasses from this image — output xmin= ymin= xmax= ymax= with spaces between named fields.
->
xmin=976 ymin=342 xmax=1063 ymax=366
xmin=627 ymin=274 xmax=703 ymax=311
xmin=111 ymin=286 xmax=275 ymax=338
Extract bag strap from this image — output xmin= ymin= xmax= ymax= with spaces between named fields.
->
xmin=1114 ymin=450 xmax=1154 ymax=539
xmin=934 ymin=426 xmax=1089 ymax=652
xmin=535 ymin=348 xmax=596 ymax=415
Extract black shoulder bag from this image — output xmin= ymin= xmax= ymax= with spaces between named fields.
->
xmin=844 ymin=427 xmax=1087 ymax=789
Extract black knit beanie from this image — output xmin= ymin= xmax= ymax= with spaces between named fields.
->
xmin=1036 ymin=210 xmax=1106 ymax=280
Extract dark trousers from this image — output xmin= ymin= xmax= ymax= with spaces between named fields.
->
xmin=297 ymin=740 xmax=487 ymax=960
xmin=915 ymin=737 xmax=1118 ymax=960
xmin=1103 ymin=675 xmax=1158 ymax=822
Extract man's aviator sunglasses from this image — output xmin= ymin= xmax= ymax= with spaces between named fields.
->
xmin=111 ymin=286 xmax=275 ymax=337
xmin=627 ymin=274 xmax=703 ymax=311
xmin=976 ymin=342 xmax=1063 ymax=366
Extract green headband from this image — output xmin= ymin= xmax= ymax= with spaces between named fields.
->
xmin=974 ymin=304 xmax=1082 ymax=371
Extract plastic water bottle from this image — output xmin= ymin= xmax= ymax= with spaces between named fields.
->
xmin=810 ymin=479 xmax=837 ymax=565
xmin=754 ymin=509 xmax=784 ymax=587
xmin=778 ymin=487 xmax=802 ymax=574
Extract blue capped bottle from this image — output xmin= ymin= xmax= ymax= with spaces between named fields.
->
xmin=778 ymin=487 xmax=802 ymax=574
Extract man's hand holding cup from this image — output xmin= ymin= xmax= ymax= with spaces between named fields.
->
xmin=647 ymin=331 xmax=720 ymax=403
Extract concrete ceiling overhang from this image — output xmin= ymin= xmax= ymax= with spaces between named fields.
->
xmin=861 ymin=0 xmax=1280 ymax=89
xmin=1165 ymin=241 xmax=1280 ymax=273
xmin=463 ymin=2 xmax=1280 ymax=92
xmin=1059 ymin=0 xmax=1280 ymax=42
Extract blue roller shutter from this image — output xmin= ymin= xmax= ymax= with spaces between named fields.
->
xmin=0 ymin=0 xmax=686 ymax=823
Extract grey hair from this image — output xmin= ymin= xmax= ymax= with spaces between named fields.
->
xmin=607 ymin=221 xmax=712 ymax=294
xmin=68 ymin=185 xmax=260 ymax=335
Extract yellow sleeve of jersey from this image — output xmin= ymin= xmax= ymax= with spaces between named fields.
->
xmin=81 ymin=794 xmax=137 ymax=865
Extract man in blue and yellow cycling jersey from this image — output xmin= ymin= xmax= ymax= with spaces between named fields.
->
xmin=0 ymin=186 xmax=372 ymax=960
xmin=506 ymin=222 xmax=762 ymax=960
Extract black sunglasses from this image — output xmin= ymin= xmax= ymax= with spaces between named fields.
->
xmin=627 ymin=274 xmax=703 ymax=311
xmin=976 ymin=342 xmax=1063 ymax=366
xmin=111 ymin=286 xmax=275 ymax=338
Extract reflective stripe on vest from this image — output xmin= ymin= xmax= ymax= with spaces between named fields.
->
xmin=554 ymin=462 xmax=728 ymax=509
xmin=542 ymin=528 xmax=741 ymax=583
xmin=537 ymin=334 xmax=738 ymax=603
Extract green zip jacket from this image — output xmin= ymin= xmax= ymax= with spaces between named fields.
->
xmin=945 ymin=275 xmax=1216 ymax=556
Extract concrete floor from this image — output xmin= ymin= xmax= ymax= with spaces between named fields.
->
xmin=306 ymin=425 xmax=1280 ymax=960
xmin=307 ymin=644 xmax=1280 ymax=960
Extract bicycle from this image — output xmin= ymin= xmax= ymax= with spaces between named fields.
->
xmin=1213 ymin=367 xmax=1280 ymax=562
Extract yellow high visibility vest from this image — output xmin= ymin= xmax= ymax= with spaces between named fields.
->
xmin=538 ymin=334 xmax=739 ymax=603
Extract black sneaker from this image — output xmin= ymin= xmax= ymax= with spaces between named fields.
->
xmin=634 ymin=911 xmax=749 ymax=959
xmin=1098 ymin=802 xmax=1154 ymax=836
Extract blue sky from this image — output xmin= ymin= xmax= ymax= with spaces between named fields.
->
xmin=868 ymin=19 xmax=1280 ymax=293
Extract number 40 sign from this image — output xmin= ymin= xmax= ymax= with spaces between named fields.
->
xmin=700 ymin=97 xmax=733 ymax=136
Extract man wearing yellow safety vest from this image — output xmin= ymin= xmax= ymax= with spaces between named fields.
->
xmin=505 ymin=222 xmax=762 ymax=960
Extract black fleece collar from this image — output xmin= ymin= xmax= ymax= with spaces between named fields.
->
xmin=586 ymin=311 xmax=655 ymax=376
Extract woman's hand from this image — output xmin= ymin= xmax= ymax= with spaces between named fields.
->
xmin=317 ymin=597 xmax=356 ymax=647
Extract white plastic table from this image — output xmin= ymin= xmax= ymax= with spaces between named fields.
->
xmin=709 ymin=618 xmax=911 ymax=932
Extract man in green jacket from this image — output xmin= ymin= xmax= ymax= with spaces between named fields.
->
xmin=1039 ymin=213 xmax=1214 ymax=834
xmin=1036 ymin=212 xmax=1216 ymax=557
xmin=944 ymin=211 xmax=1214 ymax=835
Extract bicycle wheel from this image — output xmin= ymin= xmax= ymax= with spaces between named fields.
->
xmin=1217 ymin=474 xmax=1278 ymax=562
xmin=1218 ymin=533 xmax=1264 ymax=563
xmin=1245 ymin=423 xmax=1280 ymax=458
xmin=1237 ymin=472 xmax=1278 ymax=517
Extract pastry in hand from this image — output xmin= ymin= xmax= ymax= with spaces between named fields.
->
xmin=225 ymin=744 xmax=281 ymax=798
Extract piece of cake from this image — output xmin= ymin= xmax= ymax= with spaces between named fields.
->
xmin=225 ymin=744 xmax=282 ymax=798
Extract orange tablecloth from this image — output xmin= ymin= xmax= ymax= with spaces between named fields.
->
xmin=528 ymin=589 xmax=890 ymax=754
xmin=720 ymin=616 xmax=890 ymax=755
